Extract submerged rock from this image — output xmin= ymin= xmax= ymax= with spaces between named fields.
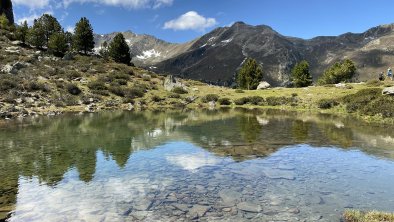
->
xmin=262 ymin=168 xmax=296 ymax=180
xmin=237 ymin=202 xmax=262 ymax=213
xmin=219 ymin=189 xmax=242 ymax=205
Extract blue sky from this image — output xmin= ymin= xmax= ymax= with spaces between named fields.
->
xmin=12 ymin=0 xmax=394 ymax=43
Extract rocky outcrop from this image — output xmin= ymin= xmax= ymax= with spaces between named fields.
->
xmin=0 ymin=0 xmax=14 ymax=24
xmin=1 ymin=61 xmax=30 ymax=74
xmin=163 ymin=75 xmax=185 ymax=91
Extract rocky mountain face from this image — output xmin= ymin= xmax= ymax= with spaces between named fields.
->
xmin=97 ymin=22 xmax=394 ymax=86
xmin=94 ymin=32 xmax=196 ymax=68
xmin=0 ymin=0 xmax=14 ymax=24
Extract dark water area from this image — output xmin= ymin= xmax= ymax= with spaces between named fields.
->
xmin=1 ymin=109 xmax=394 ymax=221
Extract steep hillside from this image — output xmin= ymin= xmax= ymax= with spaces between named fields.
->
xmin=94 ymin=31 xmax=196 ymax=67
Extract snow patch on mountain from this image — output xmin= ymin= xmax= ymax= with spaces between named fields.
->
xmin=137 ymin=49 xmax=162 ymax=60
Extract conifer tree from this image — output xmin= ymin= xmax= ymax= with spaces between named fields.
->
xmin=16 ymin=20 xmax=29 ymax=44
xmin=73 ymin=17 xmax=95 ymax=55
xmin=237 ymin=58 xmax=263 ymax=90
xmin=291 ymin=60 xmax=312 ymax=87
xmin=36 ymin=14 xmax=62 ymax=45
xmin=48 ymin=32 xmax=68 ymax=57
xmin=99 ymin=41 xmax=109 ymax=60
xmin=108 ymin=33 xmax=132 ymax=65
xmin=27 ymin=19 xmax=46 ymax=49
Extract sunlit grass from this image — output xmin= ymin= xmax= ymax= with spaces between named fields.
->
xmin=344 ymin=210 xmax=394 ymax=222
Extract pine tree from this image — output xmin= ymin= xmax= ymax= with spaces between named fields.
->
xmin=36 ymin=14 xmax=62 ymax=45
xmin=291 ymin=60 xmax=312 ymax=87
xmin=48 ymin=32 xmax=68 ymax=57
xmin=73 ymin=17 xmax=95 ymax=55
xmin=237 ymin=58 xmax=263 ymax=90
xmin=27 ymin=19 xmax=46 ymax=49
xmin=16 ymin=20 xmax=29 ymax=44
xmin=108 ymin=33 xmax=132 ymax=65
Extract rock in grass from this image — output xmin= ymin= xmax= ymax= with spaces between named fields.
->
xmin=382 ymin=87 xmax=394 ymax=95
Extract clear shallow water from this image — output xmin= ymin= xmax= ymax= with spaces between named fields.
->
xmin=1 ymin=109 xmax=394 ymax=221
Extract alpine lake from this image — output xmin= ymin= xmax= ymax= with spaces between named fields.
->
xmin=1 ymin=109 xmax=394 ymax=222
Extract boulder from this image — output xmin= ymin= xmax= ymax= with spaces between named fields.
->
xmin=257 ymin=81 xmax=271 ymax=90
xmin=237 ymin=202 xmax=262 ymax=213
xmin=1 ymin=62 xmax=30 ymax=74
xmin=382 ymin=87 xmax=394 ymax=95
xmin=5 ymin=46 xmax=20 ymax=54
xmin=163 ymin=75 xmax=186 ymax=91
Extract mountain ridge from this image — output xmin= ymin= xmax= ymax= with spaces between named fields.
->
xmin=95 ymin=22 xmax=394 ymax=86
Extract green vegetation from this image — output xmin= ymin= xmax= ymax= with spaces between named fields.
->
xmin=317 ymin=99 xmax=339 ymax=109
xmin=73 ymin=17 xmax=95 ymax=55
xmin=171 ymin=87 xmax=188 ymax=94
xmin=15 ymin=21 xmax=28 ymax=44
xmin=292 ymin=60 xmax=312 ymax=87
xmin=108 ymin=33 xmax=132 ymax=65
xmin=218 ymin=98 xmax=232 ymax=105
xmin=344 ymin=210 xmax=394 ymax=222
xmin=318 ymin=59 xmax=357 ymax=85
xmin=48 ymin=32 xmax=68 ymax=57
xmin=201 ymin=94 xmax=219 ymax=103
xmin=237 ymin=58 xmax=263 ymax=90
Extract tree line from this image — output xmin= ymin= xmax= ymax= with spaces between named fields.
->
xmin=0 ymin=13 xmax=132 ymax=65
xmin=236 ymin=58 xmax=356 ymax=89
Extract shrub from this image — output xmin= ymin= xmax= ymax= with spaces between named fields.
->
xmin=235 ymin=89 xmax=245 ymax=93
xmin=151 ymin=95 xmax=163 ymax=102
xmin=88 ymin=81 xmax=107 ymax=91
xmin=366 ymin=79 xmax=383 ymax=87
xmin=115 ymin=79 xmax=128 ymax=86
xmin=201 ymin=94 xmax=219 ymax=103
xmin=266 ymin=96 xmax=294 ymax=106
xmin=127 ymin=86 xmax=145 ymax=99
xmin=218 ymin=98 xmax=232 ymax=105
xmin=109 ymin=86 xmax=126 ymax=97
xmin=342 ymin=88 xmax=381 ymax=113
xmin=0 ymin=79 xmax=17 ymax=91
xmin=172 ymin=87 xmax=188 ymax=94
xmin=234 ymin=97 xmax=250 ymax=105
xmin=317 ymin=99 xmax=339 ymax=109
xmin=66 ymin=71 xmax=82 ymax=80
xmin=168 ymin=93 xmax=181 ymax=99
xmin=291 ymin=93 xmax=298 ymax=97
xmin=248 ymin=96 xmax=264 ymax=105
xmin=67 ymin=84 xmax=82 ymax=95
xmin=142 ymin=75 xmax=151 ymax=81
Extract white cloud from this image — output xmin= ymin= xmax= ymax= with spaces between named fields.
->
xmin=62 ymin=0 xmax=173 ymax=9
xmin=13 ymin=0 xmax=50 ymax=9
xmin=66 ymin=25 xmax=75 ymax=33
xmin=16 ymin=11 xmax=53 ymax=25
xmin=163 ymin=11 xmax=217 ymax=31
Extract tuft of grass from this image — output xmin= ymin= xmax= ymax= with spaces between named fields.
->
xmin=366 ymin=79 xmax=383 ymax=87
xmin=343 ymin=210 xmax=394 ymax=222
xmin=88 ymin=81 xmax=108 ymax=91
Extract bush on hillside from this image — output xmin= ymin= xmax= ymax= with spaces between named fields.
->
xmin=66 ymin=84 xmax=82 ymax=95
xmin=88 ymin=81 xmax=107 ymax=91
xmin=201 ymin=94 xmax=219 ymax=103
xmin=317 ymin=99 xmax=339 ymax=109
xmin=218 ymin=97 xmax=232 ymax=105
xmin=318 ymin=59 xmax=356 ymax=85
xmin=172 ymin=87 xmax=188 ymax=94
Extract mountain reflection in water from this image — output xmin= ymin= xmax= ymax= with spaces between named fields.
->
xmin=1 ymin=109 xmax=394 ymax=221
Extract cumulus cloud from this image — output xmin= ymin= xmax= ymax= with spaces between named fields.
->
xmin=13 ymin=0 xmax=50 ymax=9
xmin=163 ymin=11 xmax=217 ymax=31
xmin=62 ymin=0 xmax=173 ymax=9
xmin=17 ymin=11 xmax=53 ymax=25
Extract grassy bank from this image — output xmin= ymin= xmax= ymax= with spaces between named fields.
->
xmin=344 ymin=210 xmax=394 ymax=222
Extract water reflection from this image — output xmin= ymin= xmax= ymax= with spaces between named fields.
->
xmin=0 ymin=109 xmax=394 ymax=221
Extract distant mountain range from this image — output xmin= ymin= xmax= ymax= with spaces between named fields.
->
xmin=95 ymin=22 xmax=394 ymax=86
